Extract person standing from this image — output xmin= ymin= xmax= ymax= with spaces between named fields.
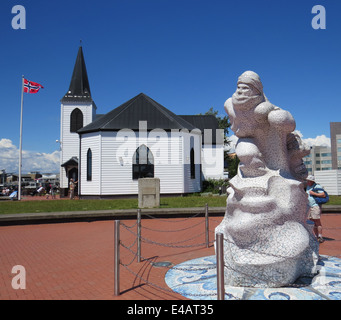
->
xmin=306 ymin=175 xmax=326 ymax=243
xmin=69 ymin=178 xmax=77 ymax=200
xmin=51 ymin=183 xmax=56 ymax=199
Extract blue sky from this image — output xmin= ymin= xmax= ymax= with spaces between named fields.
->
xmin=0 ymin=0 xmax=340 ymax=173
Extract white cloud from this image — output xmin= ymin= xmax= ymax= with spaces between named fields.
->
xmin=294 ymin=130 xmax=331 ymax=148
xmin=0 ymin=138 xmax=60 ymax=173
xmin=226 ymin=131 xmax=331 ymax=153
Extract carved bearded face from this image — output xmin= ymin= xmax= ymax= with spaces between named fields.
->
xmin=232 ymin=82 xmax=264 ymax=111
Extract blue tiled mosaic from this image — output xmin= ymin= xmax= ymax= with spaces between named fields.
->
xmin=165 ymin=255 xmax=341 ymax=300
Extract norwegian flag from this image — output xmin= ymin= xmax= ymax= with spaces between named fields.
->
xmin=23 ymin=79 xmax=44 ymax=93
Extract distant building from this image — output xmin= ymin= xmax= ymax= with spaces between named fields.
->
xmin=6 ymin=173 xmax=34 ymax=184
xmin=303 ymin=122 xmax=341 ymax=195
xmin=330 ymin=122 xmax=341 ymax=170
xmin=303 ymin=145 xmax=333 ymax=173
xmin=303 ymin=122 xmax=341 ymax=173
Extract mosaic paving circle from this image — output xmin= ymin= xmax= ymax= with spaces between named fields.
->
xmin=165 ymin=255 xmax=341 ymax=300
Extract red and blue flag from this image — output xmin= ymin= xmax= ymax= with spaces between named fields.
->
xmin=23 ymin=79 xmax=44 ymax=93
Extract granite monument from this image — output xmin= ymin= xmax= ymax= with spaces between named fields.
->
xmin=215 ymin=71 xmax=319 ymax=287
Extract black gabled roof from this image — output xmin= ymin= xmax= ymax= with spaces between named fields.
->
xmin=61 ymin=46 xmax=93 ymax=103
xmin=78 ymin=93 xmax=197 ymax=133
xmin=179 ymin=115 xmax=221 ymax=144
xmin=179 ymin=115 xmax=219 ymax=132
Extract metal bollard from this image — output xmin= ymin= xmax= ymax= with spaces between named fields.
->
xmin=114 ymin=220 xmax=120 ymax=296
xmin=137 ymin=209 xmax=141 ymax=263
xmin=205 ymin=203 xmax=209 ymax=248
xmin=216 ymin=232 xmax=225 ymax=300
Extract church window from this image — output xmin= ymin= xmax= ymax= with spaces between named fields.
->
xmin=132 ymin=145 xmax=154 ymax=180
xmin=190 ymin=147 xmax=195 ymax=179
xmin=87 ymin=148 xmax=92 ymax=181
xmin=70 ymin=108 xmax=83 ymax=132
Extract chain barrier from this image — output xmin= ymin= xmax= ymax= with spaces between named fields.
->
xmin=209 ymin=217 xmax=225 ymax=223
xmin=141 ymin=219 xmax=205 ymax=233
xmin=120 ymin=223 xmax=215 ymax=252
xmin=139 ymin=231 xmax=211 ymax=248
xmin=114 ymin=204 xmax=223 ymax=299
xmin=143 ymin=211 xmax=203 ymax=222
xmin=121 ymin=220 xmax=138 ymax=229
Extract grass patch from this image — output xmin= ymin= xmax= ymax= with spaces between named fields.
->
xmin=160 ymin=195 xmax=226 ymax=208
xmin=1 ymin=195 xmax=339 ymax=215
xmin=328 ymin=195 xmax=341 ymax=205
xmin=0 ymin=195 xmax=227 ymax=215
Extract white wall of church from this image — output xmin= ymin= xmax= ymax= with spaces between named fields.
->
xmin=79 ymin=130 xmax=203 ymax=196
xmin=153 ymin=130 xmax=184 ymax=194
xmin=182 ymin=131 xmax=201 ymax=193
xmin=79 ymin=132 xmax=101 ymax=195
xmin=100 ymin=131 xmax=137 ymax=195
xmin=201 ymin=144 xmax=224 ymax=180
xmin=102 ymin=131 xmax=185 ymax=195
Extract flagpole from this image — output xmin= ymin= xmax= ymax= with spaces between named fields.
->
xmin=18 ymin=75 xmax=24 ymax=201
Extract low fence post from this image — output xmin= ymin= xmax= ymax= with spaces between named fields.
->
xmin=216 ymin=232 xmax=225 ymax=300
xmin=114 ymin=220 xmax=120 ymax=296
xmin=137 ymin=209 xmax=142 ymax=263
xmin=205 ymin=203 xmax=209 ymax=248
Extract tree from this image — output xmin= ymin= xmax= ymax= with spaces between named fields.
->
xmin=226 ymin=154 xmax=240 ymax=178
xmin=202 ymin=107 xmax=230 ymax=144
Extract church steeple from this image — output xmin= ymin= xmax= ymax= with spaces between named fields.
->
xmin=59 ymin=45 xmax=97 ymax=192
xmin=61 ymin=46 xmax=92 ymax=102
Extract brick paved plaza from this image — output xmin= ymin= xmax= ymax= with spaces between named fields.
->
xmin=0 ymin=213 xmax=340 ymax=300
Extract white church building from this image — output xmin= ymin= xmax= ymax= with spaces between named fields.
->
xmin=59 ymin=47 xmax=224 ymax=198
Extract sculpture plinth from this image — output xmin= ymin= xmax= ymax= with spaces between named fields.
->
xmin=216 ymin=71 xmax=319 ymax=287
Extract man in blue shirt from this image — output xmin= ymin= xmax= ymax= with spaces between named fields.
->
xmin=306 ymin=175 xmax=326 ymax=243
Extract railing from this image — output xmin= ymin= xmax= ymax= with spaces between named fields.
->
xmin=113 ymin=204 xmax=226 ymax=299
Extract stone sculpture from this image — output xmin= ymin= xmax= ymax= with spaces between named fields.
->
xmin=216 ymin=71 xmax=319 ymax=287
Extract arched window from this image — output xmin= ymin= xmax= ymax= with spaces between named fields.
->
xmin=87 ymin=148 xmax=92 ymax=181
xmin=132 ymin=145 xmax=154 ymax=180
xmin=190 ymin=148 xmax=195 ymax=179
xmin=70 ymin=108 xmax=83 ymax=132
